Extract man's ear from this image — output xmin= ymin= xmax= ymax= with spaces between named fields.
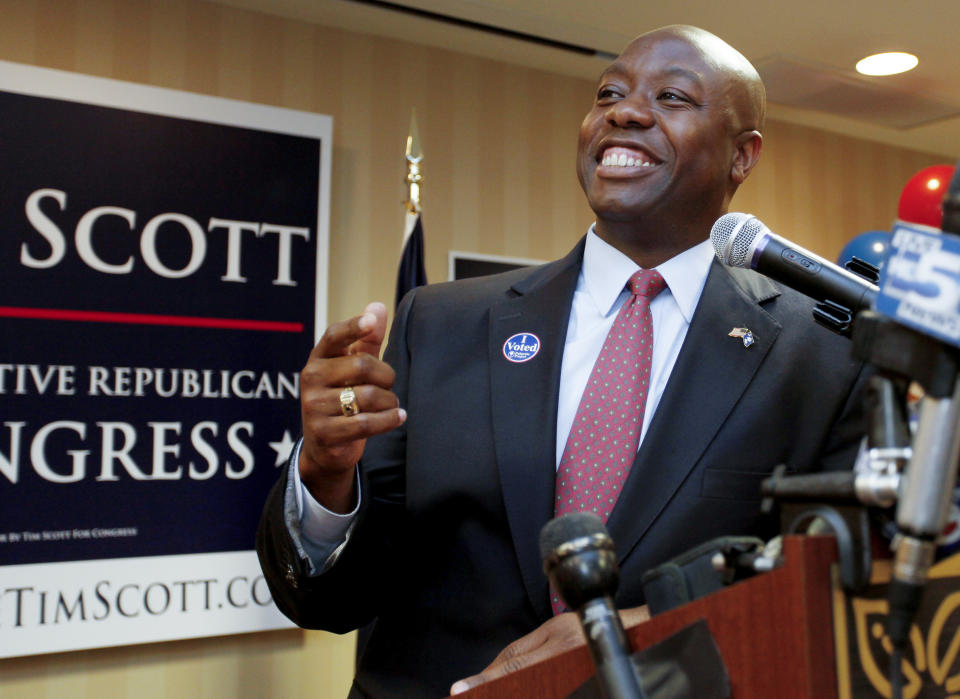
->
xmin=730 ymin=130 xmax=763 ymax=185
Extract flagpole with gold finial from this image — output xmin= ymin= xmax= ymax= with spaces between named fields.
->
xmin=404 ymin=109 xmax=423 ymax=236
xmin=396 ymin=109 xmax=428 ymax=308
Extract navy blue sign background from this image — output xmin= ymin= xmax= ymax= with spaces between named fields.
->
xmin=0 ymin=89 xmax=320 ymax=566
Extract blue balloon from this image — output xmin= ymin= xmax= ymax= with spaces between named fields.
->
xmin=837 ymin=230 xmax=892 ymax=269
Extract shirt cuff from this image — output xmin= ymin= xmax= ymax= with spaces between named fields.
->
xmin=283 ymin=437 xmax=361 ymax=575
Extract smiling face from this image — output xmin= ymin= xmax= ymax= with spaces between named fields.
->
xmin=577 ymin=27 xmax=763 ymax=265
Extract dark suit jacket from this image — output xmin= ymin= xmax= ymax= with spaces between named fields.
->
xmin=257 ymin=239 xmax=868 ymax=698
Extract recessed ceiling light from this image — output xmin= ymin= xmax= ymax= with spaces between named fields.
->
xmin=856 ymin=52 xmax=918 ymax=76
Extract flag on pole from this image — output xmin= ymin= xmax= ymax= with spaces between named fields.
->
xmin=396 ymin=109 xmax=427 ymax=308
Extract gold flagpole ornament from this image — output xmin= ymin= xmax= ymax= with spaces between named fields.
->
xmin=395 ymin=108 xmax=428 ymax=308
xmin=404 ymin=109 xmax=423 ymax=225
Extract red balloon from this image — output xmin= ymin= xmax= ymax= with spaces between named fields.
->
xmin=898 ymin=164 xmax=956 ymax=229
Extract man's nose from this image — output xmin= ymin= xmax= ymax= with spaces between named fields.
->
xmin=605 ymin=96 xmax=655 ymax=129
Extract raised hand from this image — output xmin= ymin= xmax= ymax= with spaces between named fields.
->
xmin=298 ymin=302 xmax=406 ymax=512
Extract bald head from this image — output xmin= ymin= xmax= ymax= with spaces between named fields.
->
xmin=628 ymin=25 xmax=766 ymax=133
xmin=576 ymin=24 xmax=767 ymax=265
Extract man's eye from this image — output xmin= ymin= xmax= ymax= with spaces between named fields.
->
xmin=597 ymin=87 xmax=623 ymax=101
xmin=658 ymin=91 xmax=688 ymax=102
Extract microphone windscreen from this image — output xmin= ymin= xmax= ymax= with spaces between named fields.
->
xmin=710 ymin=213 xmax=765 ymax=267
xmin=539 ymin=512 xmax=607 ymax=561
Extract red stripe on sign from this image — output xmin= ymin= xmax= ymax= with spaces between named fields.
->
xmin=0 ymin=306 xmax=304 ymax=333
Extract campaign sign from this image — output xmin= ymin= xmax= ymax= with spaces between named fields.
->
xmin=877 ymin=222 xmax=960 ymax=347
xmin=0 ymin=61 xmax=331 ymax=656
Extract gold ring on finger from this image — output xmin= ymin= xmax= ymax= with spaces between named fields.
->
xmin=339 ymin=386 xmax=360 ymax=417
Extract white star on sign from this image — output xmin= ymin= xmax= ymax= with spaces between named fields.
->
xmin=268 ymin=430 xmax=296 ymax=467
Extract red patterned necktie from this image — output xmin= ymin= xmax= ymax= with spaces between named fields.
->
xmin=551 ymin=268 xmax=666 ymax=614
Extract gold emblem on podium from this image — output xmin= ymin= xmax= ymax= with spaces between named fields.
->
xmin=833 ymin=554 xmax=960 ymax=698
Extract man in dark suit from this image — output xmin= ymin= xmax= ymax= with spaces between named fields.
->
xmin=257 ymin=25 xmax=867 ymax=697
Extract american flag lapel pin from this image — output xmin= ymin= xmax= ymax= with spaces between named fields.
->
xmin=728 ymin=327 xmax=755 ymax=348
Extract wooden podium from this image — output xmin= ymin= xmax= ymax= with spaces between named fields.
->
xmin=459 ymin=535 xmax=841 ymax=698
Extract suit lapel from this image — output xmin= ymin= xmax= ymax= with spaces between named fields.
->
xmin=488 ymin=242 xmax=583 ymax=620
xmin=607 ymin=261 xmax=782 ymax=561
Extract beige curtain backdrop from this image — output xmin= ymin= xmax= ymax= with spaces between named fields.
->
xmin=0 ymin=1 xmax=948 ymax=697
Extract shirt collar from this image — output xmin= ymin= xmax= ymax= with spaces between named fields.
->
xmin=582 ymin=225 xmax=715 ymax=322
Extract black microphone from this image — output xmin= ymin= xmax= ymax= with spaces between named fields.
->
xmin=710 ymin=213 xmax=879 ymax=315
xmin=540 ymin=513 xmax=644 ymax=699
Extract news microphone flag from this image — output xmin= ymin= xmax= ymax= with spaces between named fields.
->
xmin=397 ymin=109 xmax=427 ymax=309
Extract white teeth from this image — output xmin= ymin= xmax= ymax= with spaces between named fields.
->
xmin=601 ymin=151 xmax=654 ymax=168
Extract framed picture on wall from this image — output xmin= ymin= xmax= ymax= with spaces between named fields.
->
xmin=449 ymin=250 xmax=545 ymax=281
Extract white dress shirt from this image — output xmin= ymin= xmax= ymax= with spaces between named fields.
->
xmin=556 ymin=230 xmax=714 ymax=464
xmin=291 ymin=228 xmax=717 ymax=571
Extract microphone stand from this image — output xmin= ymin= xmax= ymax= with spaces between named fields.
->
xmin=866 ymin=163 xmax=960 ymax=698
xmin=762 ymin=160 xmax=960 ymax=699
xmin=854 ymin=312 xmax=960 ymax=697
xmin=763 ymin=306 xmax=960 ymax=699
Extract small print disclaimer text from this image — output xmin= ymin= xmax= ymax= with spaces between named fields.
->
xmin=0 ymin=528 xmax=137 ymax=544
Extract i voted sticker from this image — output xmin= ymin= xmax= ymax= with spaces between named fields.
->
xmin=503 ymin=332 xmax=541 ymax=363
